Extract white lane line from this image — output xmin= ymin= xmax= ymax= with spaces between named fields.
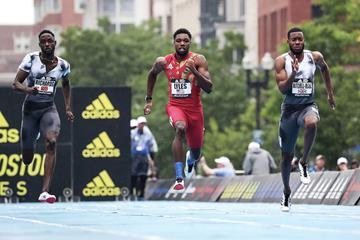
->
xmin=55 ymin=207 xmax=360 ymax=235
xmin=0 ymin=215 xmax=164 ymax=240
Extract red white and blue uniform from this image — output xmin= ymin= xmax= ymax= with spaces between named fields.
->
xmin=163 ymin=52 xmax=204 ymax=148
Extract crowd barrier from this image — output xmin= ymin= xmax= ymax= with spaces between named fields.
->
xmin=0 ymin=87 xmax=131 ymax=202
xmin=145 ymin=169 xmax=360 ymax=206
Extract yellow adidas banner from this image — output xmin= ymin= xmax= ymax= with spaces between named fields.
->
xmin=0 ymin=111 xmax=10 ymax=128
xmin=82 ymin=170 xmax=121 ymax=197
xmin=82 ymin=131 xmax=120 ymax=158
xmin=0 ymin=111 xmax=19 ymax=144
xmin=81 ymin=93 xmax=120 ymax=119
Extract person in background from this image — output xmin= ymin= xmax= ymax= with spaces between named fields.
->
xmin=199 ymin=156 xmax=235 ymax=177
xmin=351 ymin=159 xmax=359 ymax=169
xmin=309 ymin=154 xmax=327 ymax=172
xmin=243 ymin=142 xmax=277 ymax=175
xmin=337 ymin=157 xmax=348 ymax=171
xmin=130 ymin=116 xmax=153 ymax=200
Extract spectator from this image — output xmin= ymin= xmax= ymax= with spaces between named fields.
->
xmin=199 ymin=156 xmax=235 ymax=177
xmin=243 ymin=142 xmax=277 ymax=175
xmin=337 ymin=157 xmax=348 ymax=171
xmin=130 ymin=116 xmax=154 ymax=200
xmin=130 ymin=119 xmax=138 ymax=130
xmin=351 ymin=159 xmax=359 ymax=169
xmin=309 ymin=154 xmax=327 ymax=172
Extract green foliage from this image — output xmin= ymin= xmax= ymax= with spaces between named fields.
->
xmin=59 ymin=0 xmax=360 ymax=176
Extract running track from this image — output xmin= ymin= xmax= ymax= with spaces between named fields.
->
xmin=0 ymin=201 xmax=359 ymax=240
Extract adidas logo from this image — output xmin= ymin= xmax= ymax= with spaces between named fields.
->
xmin=0 ymin=111 xmax=19 ymax=144
xmin=82 ymin=131 xmax=120 ymax=158
xmin=82 ymin=170 xmax=121 ymax=197
xmin=81 ymin=93 xmax=120 ymax=119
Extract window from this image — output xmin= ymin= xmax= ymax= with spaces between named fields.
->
xmin=120 ymin=0 xmax=134 ymax=12
xmin=240 ymin=0 xmax=246 ymax=16
xmin=74 ymin=0 xmax=86 ymax=13
xmin=98 ymin=0 xmax=116 ymax=17
xmin=120 ymin=23 xmax=134 ymax=32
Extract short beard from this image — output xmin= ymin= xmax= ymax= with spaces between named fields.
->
xmin=290 ymin=45 xmax=304 ymax=56
xmin=176 ymin=49 xmax=188 ymax=57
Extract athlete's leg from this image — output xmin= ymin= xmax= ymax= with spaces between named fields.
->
xmin=166 ymin=105 xmax=187 ymax=180
xmin=21 ymin=111 xmax=40 ymax=165
xmin=281 ymin=152 xmax=294 ymax=195
xmin=42 ymin=131 xmax=58 ymax=192
xmin=301 ymin=116 xmax=318 ymax=165
xmin=40 ymin=106 xmax=60 ymax=193
xmin=185 ymin=108 xmax=204 ymax=173
xmin=172 ymin=121 xmax=186 ymax=179
xmin=279 ymin=108 xmax=300 ymax=195
xmin=298 ymin=105 xmax=320 ymax=165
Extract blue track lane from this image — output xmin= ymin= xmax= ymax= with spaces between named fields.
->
xmin=0 ymin=201 xmax=359 ymax=240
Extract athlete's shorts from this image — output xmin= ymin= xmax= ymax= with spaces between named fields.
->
xmin=278 ymin=103 xmax=320 ymax=153
xmin=166 ymin=104 xmax=204 ymax=149
xmin=21 ymin=101 xmax=60 ymax=150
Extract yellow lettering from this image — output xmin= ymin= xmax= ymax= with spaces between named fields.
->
xmin=16 ymin=181 xmax=27 ymax=196
xmin=40 ymin=154 xmax=46 ymax=176
xmin=0 ymin=129 xmax=7 ymax=143
xmin=7 ymin=129 xmax=20 ymax=143
xmin=0 ymin=154 xmax=7 ymax=176
xmin=0 ymin=129 xmax=20 ymax=143
xmin=28 ymin=154 xmax=41 ymax=177
xmin=6 ymin=154 xmax=20 ymax=177
xmin=0 ymin=181 xmax=10 ymax=196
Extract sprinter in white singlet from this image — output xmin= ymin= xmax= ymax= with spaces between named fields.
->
xmin=274 ymin=27 xmax=336 ymax=212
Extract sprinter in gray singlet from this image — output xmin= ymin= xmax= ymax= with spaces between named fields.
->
xmin=274 ymin=27 xmax=335 ymax=212
xmin=13 ymin=29 xmax=74 ymax=203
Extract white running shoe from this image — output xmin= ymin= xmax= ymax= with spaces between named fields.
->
xmin=280 ymin=193 xmax=291 ymax=212
xmin=38 ymin=192 xmax=56 ymax=204
xmin=184 ymin=151 xmax=195 ymax=179
xmin=172 ymin=178 xmax=185 ymax=193
xmin=298 ymin=161 xmax=311 ymax=184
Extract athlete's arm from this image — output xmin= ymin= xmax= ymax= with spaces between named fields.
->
xmin=187 ymin=54 xmax=213 ymax=93
xmin=313 ymin=51 xmax=335 ymax=110
xmin=144 ymin=57 xmax=166 ymax=115
xmin=12 ymin=69 xmax=38 ymax=94
xmin=62 ymin=76 xmax=74 ymax=121
xmin=275 ymin=55 xmax=298 ymax=94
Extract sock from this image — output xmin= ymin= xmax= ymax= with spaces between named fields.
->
xmin=175 ymin=162 xmax=184 ymax=180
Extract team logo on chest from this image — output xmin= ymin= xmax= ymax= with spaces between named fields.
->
xmin=167 ymin=63 xmax=174 ymax=70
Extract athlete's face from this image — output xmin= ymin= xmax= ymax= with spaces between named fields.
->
xmin=39 ymin=33 xmax=56 ymax=55
xmin=288 ymin=32 xmax=304 ymax=55
xmin=174 ymin=33 xmax=191 ymax=57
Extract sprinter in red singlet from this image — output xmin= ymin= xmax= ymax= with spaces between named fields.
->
xmin=144 ymin=28 xmax=213 ymax=191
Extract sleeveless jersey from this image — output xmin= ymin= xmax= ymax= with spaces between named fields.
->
xmin=163 ymin=52 xmax=202 ymax=108
xmin=282 ymin=50 xmax=316 ymax=105
xmin=18 ymin=51 xmax=71 ymax=103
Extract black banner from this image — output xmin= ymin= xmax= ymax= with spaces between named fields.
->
xmin=72 ymin=87 xmax=131 ymax=200
xmin=0 ymin=145 xmax=71 ymax=202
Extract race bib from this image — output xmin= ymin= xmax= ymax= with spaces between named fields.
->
xmin=171 ymin=79 xmax=192 ymax=98
xmin=34 ymin=77 xmax=56 ymax=95
xmin=292 ymin=79 xmax=313 ymax=96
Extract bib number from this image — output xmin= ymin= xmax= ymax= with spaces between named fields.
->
xmin=292 ymin=79 xmax=313 ymax=96
xmin=171 ymin=79 xmax=192 ymax=98
xmin=34 ymin=77 xmax=56 ymax=95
